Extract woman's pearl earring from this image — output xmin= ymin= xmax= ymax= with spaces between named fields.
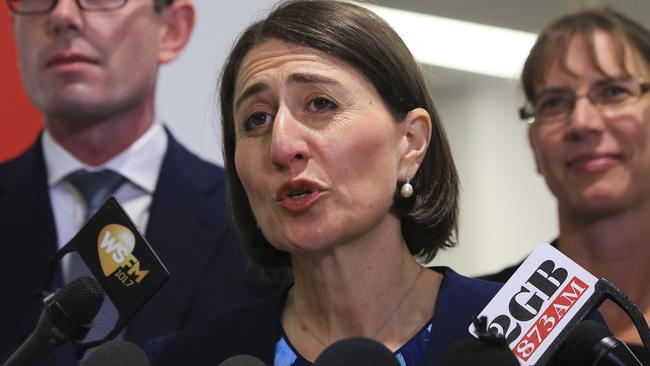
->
xmin=400 ymin=176 xmax=413 ymax=198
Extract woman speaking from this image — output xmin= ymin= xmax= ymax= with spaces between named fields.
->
xmin=148 ymin=1 xmax=500 ymax=364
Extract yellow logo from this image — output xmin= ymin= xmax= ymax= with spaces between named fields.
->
xmin=97 ymin=224 xmax=149 ymax=286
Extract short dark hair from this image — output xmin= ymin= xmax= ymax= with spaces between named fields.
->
xmin=521 ymin=7 xmax=650 ymax=103
xmin=219 ymin=0 xmax=459 ymax=273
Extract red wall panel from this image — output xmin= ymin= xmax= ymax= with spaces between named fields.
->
xmin=1 ymin=6 xmax=42 ymax=163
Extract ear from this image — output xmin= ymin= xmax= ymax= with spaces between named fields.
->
xmin=528 ymin=127 xmax=544 ymax=175
xmin=397 ymin=108 xmax=432 ymax=180
xmin=157 ymin=0 xmax=195 ymax=64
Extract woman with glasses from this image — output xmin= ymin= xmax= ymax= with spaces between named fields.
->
xmin=483 ymin=7 xmax=650 ymax=363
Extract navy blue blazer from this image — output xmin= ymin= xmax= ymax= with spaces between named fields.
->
xmin=146 ymin=267 xmax=502 ymax=366
xmin=0 ymin=131 xmax=275 ymax=365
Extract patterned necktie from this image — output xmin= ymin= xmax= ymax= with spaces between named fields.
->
xmin=67 ymin=169 xmax=126 ymax=343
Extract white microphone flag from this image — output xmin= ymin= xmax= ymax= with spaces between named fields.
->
xmin=470 ymin=242 xmax=598 ymax=365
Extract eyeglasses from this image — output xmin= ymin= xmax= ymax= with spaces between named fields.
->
xmin=6 ymin=0 xmax=128 ymax=15
xmin=519 ymin=78 xmax=650 ymax=125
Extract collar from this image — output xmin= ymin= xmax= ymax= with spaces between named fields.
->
xmin=42 ymin=122 xmax=168 ymax=194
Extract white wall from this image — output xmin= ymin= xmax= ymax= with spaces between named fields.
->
xmin=156 ymin=1 xmax=557 ymax=277
xmin=426 ymin=67 xmax=558 ymax=275
xmin=157 ymin=0 xmax=278 ymax=166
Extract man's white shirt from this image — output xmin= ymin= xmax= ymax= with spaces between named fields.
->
xmin=42 ymin=123 xmax=168 ymax=271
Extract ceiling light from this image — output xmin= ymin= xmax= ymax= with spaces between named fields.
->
xmin=362 ymin=4 xmax=537 ymax=79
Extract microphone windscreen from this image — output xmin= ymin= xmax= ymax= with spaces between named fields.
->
xmin=563 ymin=320 xmax=611 ymax=361
xmin=218 ymin=355 xmax=268 ymax=366
xmin=81 ymin=340 xmax=150 ymax=366
xmin=440 ymin=337 xmax=519 ymax=366
xmin=313 ymin=337 xmax=399 ymax=366
xmin=559 ymin=320 xmax=642 ymax=366
xmin=55 ymin=276 xmax=105 ymax=326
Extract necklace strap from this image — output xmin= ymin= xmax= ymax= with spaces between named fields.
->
xmin=373 ymin=265 xmax=424 ymax=338
xmin=290 ymin=265 xmax=425 ymax=348
xmin=291 ymin=289 xmax=328 ymax=348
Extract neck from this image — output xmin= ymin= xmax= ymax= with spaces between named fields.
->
xmin=285 ymin=215 xmax=441 ymax=359
xmin=291 ymin=247 xmax=422 ymax=337
xmin=558 ymin=206 xmax=650 ymax=344
xmin=45 ymin=99 xmax=155 ymax=166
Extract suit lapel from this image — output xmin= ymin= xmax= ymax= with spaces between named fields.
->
xmin=125 ymin=131 xmax=225 ymax=345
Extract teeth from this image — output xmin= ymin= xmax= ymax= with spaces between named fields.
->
xmin=289 ymin=188 xmax=311 ymax=199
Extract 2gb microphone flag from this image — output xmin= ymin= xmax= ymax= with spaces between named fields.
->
xmin=58 ymin=197 xmax=169 ymax=341
xmin=470 ymin=243 xmax=598 ymax=365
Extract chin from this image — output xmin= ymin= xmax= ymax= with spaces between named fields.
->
xmin=269 ymin=228 xmax=336 ymax=255
xmin=46 ymin=104 xmax=109 ymax=123
xmin=45 ymin=92 xmax=129 ymax=122
xmin=569 ymin=193 xmax=632 ymax=219
xmin=277 ymin=236 xmax=333 ymax=254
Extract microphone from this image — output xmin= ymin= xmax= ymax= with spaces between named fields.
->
xmin=441 ymin=316 xmax=519 ymax=366
xmin=559 ymin=320 xmax=643 ymax=366
xmin=81 ymin=340 xmax=150 ymax=366
xmin=440 ymin=338 xmax=520 ymax=366
xmin=217 ymin=355 xmax=267 ymax=366
xmin=313 ymin=337 xmax=400 ymax=366
xmin=2 ymin=277 xmax=104 ymax=366
xmin=470 ymin=242 xmax=650 ymax=365
xmin=39 ymin=198 xmax=170 ymax=350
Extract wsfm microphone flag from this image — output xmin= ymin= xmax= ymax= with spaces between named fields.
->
xmin=57 ymin=197 xmax=169 ymax=343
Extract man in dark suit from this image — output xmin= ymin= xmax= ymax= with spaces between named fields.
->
xmin=1 ymin=0 xmax=275 ymax=364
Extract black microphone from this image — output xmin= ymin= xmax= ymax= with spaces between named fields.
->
xmin=441 ymin=316 xmax=519 ymax=366
xmin=217 ymin=355 xmax=267 ymax=366
xmin=2 ymin=277 xmax=105 ymax=366
xmin=559 ymin=320 xmax=643 ymax=366
xmin=81 ymin=340 xmax=150 ymax=366
xmin=440 ymin=337 xmax=520 ymax=366
xmin=313 ymin=337 xmax=400 ymax=366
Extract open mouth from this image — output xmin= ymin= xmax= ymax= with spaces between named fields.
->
xmin=288 ymin=187 xmax=313 ymax=199
xmin=276 ymin=180 xmax=326 ymax=212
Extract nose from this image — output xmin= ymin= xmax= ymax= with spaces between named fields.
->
xmin=565 ymin=96 xmax=605 ymax=141
xmin=48 ymin=0 xmax=83 ymax=36
xmin=270 ymin=107 xmax=310 ymax=170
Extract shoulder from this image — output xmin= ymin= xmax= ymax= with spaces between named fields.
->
xmin=476 ymin=262 xmax=522 ymax=284
xmin=430 ymin=267 xmax=502 ymax=339
xmin=0 ymin=153 xmax=23 ymax=176
xmin=475 ymin=241 xmax=558 ymax=284
xmin=146 ymin=286 xmax=289 ymax=365
xmin=163 ymin=130 xmax=225 ymax=182
xmin=0 ymin=140 xmax=42 ymax=188
xmin=154 ymin=130 xmax=227 ymax=211
xmin=435 ymin=266 xmax=502 ymax=309
xmin=424 ymin=267 xmax=502 ymax=364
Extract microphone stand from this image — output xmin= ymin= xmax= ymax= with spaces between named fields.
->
xmin=593 ymin=279 xmax=650 ymax=350
xmin=535 ymin=278 xmax=650 ymax=366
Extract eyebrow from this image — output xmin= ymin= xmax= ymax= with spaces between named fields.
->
xmin=235 ymin=82 xmax=267 ymax=110
xmin=234 ymin=73 xmax=342 ymax=110
xmin=536 ymin=77 xmax=633 ymax=96
xmin=288 ymin=73 xmax=341 ymax=86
